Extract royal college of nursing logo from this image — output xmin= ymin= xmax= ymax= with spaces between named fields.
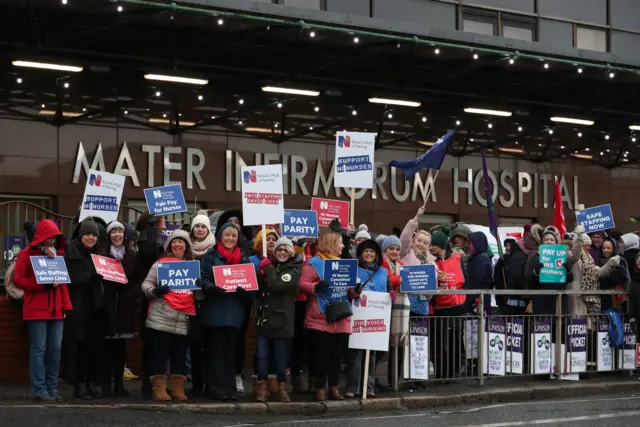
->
xmin=89 ymin=173 xmax=102 ymax=186
xmin=354 ymin=294 xmax=368 ymax=308
xmin=153 ymin=189 xmax=162 ymax=199
xmin=243 ymin=169 xmax=257 ymax=184
xmin=338 ymin=135 xmax=351 ymax=148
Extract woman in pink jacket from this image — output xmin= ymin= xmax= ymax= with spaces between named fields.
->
xmin=299 ymin=230 xmax=350 ymax=402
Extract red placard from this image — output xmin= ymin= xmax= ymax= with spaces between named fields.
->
xmin=636 ymin=344 xmax=640 ymax=368
xmin=91 ymin=254 xmax=128 ymax=284
xmin=311 ymin=197 xmax=350 ymax=227
xmin=212 ymin=263 xmax=258 ymax=292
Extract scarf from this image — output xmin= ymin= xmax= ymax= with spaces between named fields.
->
xmin=316 ymin=251 xmax=339 ymax=261
xmin=41 ymin=245 xmax=56 ymax=258
xmin=385 ymin=256 xmax=402 ymax=276
xmin=192 ymin=232 xmax=215 ymax=258
xmin=580 ymin=252 xmax=601 ymax=314
xmin=110 ymin=245 xmax=125 ymax=261
xmin=216 ymin=241 xmax=242 ymax=265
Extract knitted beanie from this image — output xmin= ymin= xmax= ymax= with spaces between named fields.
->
xmin=191 ymin=209 xmax=211 ymax=230
xmin=106 ymin=220 xmax=125 ymax=234
xmin=164 ymin=229 xmax=192 ymax=252
xmin=354 ymin=227 xmax=372 ymax=241
xmin=79 ymin=219 xmax=99 ymax=237
xmin=431 ymin=231 xmax=449 ymax=250
xmin=380 ymin=235 xmax=402 ymax=253
xmin=275 ymin=236 xmax=295 ymax=257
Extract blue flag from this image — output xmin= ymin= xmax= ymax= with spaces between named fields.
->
xmin=389 ymin=130 xmax=454 ymax=180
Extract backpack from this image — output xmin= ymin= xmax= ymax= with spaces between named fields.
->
xmin=605 ymin=309 xmax=624 ymax=348
xmin=4 ymin=262 xmax=24 ymax=301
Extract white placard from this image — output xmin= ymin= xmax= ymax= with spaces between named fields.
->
xmin=618 ymin=320 xmax=637 ymax=370
xmin=79 ymin=169 xmax=125 ymax=223
xmin=406 ymin=319 xmax=430 ymax=380
xmin=334 ymin=131 xmax=376 ymax=189
xmin=531 ymin=319 xmax=553 ymax=374
xmin=465 ymin=319 xmax=480 ymax=359
xmin=597 ymin=318 xmax=614 ymax=372
xmin=240 ymin=164 xmax=284 ymax=226
xmin=348 ymin=291 xmax=392 ymax=352
xmin=483 ymin=319 xmax=506 ymax=376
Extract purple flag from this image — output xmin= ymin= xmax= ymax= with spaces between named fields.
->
xmin=481 ymin=150 xmax=498 ymax=236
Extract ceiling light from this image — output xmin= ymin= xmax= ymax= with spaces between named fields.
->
xmin=82 ymin=108 xmax=86 ymax=112
xmin=353 ymin=37 xmax=359 ymax=44
xmin=434 ymin=48 xmax=440 ymax=55
xmin=600 ymin=152 xmax=604 ymax=155
xmin=155 ymin=91 xmax=161 ymax=97
xmin=577 ymin=68 xmax=583 ymax=74
xmin=548 ymin=129 xmax=554 ymax=134
xmin=217 ymin=18 xmax=224 ymax=25
xmin=63 ymin=82 xmax=69 ymax=88
xmin=456 ymin=120 xmax=461 ymax=126
xmin=499 ymin=147 xmax=524 ymax=153
xmin=487 ymin=123 xmax=493 ymax=129
xmin=262 ymin=86 xmax=320 ymax=97
xmin=605 ymin=135 xmax=610 ymax=140
xmin=543 ymin=63 xmax=549 ymax=69
xmin=561 ymin=145 xmax=565 ymax=149
xmin=538 ymin=144 xmax=543 ymax=147
xmin=578 ymin=132 xmax=583 ymax=137
xmin=609 ymin=72 xmax=615 ymax=79
xmin=473 ymin=53 xmax=479 ymax=60
xmin=633 ymin=137 xmax=637 ymax=142
xmin=124 ymin=110 xmax=128 ymax=115
xmin=16 ymin=78 xmax=22 ymax=84
xmin=62 ymin=0 xmax=68 ymax=4
xmin=368 ymin=98 xmax=421 ymax=107
xmin=515 ymin=141 xmax=519 ymax=145
xmin=41 ymin=104 xmax=45 ymax=108
xmin=586 ymin=148 xmax=590 ymax=151
xmin=352 ymin=110 xmax=357 ymax=116
xmin=629 ymin=125 xmax=640 ymax=131
xmin=518 ymin=126 xmax=523 ymax=132
xmin=238 ymin=120 xmax=243 ymax=125
xmin=470 ymin=138 xmax=474 ymax=142
xmin=391 ymin=130 xmax=395 ymax=134
xmin=309 ymin=126 xmax=313 ymax=130
xmin=246 ymin=127 xmax=289 ymax=134
xmin=309 ymin=31 xmax=316 ymax=38
xmin=274 ymin=123 xmax=279 ymax=128
xmin=162 ymin=113 xmax=167 ymax=118
xmin=117 ymin=5 xmax=123 ymax=12
xmin=550 ymin=117 xmax=594 ymax=126
xmin=417 ymin=141 xmax=434 ymax=146
xmin=150 ymin=118 xmax=196 ymax=126
xmin=277 ymin=102 xmax=283 ymax=108
xmin=387 ymin=113 xmax=393 ymax=119
xmin=39 ymin=110 xmax=81 ymax=117
xmin=464 ymin=107 xmax=512 ymax=117
xmin=198 ymin=95 xmax=203 ymax=101
xmin=606 ymin=149 xmax=610 ymax=152
xmin=508 ymin=58 xmax=515 ymax=65
xmin=238 ymin=99 xmax=244 ymax=105
xmin=314 ymin=106 xmax=320 ymax=112
xmin=573 ymin=153 xmax=593 ymax=160
xmin=144 ymin=74 xmax=208 ymax=85
xmin=422 ymin=117 xmax=427 ymax=122
xmin=13 ymin=60 xmax=83 ymax=73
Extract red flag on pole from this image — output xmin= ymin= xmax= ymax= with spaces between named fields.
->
xmin=554 ymin=176 xmax=567 ymax=237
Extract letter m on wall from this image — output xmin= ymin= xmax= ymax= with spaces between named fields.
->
xmin=73 ymin=142 xmax=106 ymax=183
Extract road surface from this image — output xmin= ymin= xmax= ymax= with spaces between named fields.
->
xmin=2 ymin=393 xmax=640 ymax=426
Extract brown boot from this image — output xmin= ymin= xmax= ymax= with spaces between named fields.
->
xmin=315 ymin=388 xmax=326 ymax=402
xmin=267 ymin=377 xmax=278 ymax=395
xmin=328 ymin=387 xmax=344 ymax=401
xmin=170 ymin=375 xmax=188 ymax=401
xmin=255 ymin=380 xmax=268 ymax=403
xmin=150 ymin=376 xmax=171 ymax=402
xmin=278 ymin=382 xmax=290 ymax=402
xmin=292 ymin=376 xmax=306 ymax=393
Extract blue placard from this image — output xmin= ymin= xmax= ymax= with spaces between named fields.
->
xmin=157 ymin=260 xmax=200 ymax=290
xmin=575 ymin=204 xmax=615 ymax=233
xmin=336 ymin=155 xmax=373 ymax=173
xmin=539 ymin=244 xmax=567 ymax=284
xmin=282 ymin=209 xmax=319 ymax=238
xmin=30 ymin=256 xmax=71 ymax=284
xmin=320 ymin=259 xmax=357 ymax=305
xmin=399 ymin=264 xmax=437 ymax=293
xmin=144 ymin=184 xmax=188 ymax=216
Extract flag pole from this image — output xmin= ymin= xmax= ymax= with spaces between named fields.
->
xmin=262 ymin=226 xmax=267 ymax=257
xmin=350 ymin=187 xmax=356 ymax=225
xmin=422 ymin=169 xmax=440 ymax=208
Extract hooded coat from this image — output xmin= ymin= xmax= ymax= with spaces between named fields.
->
xmin=215 ymin=208 xmax=254 ymax=257
xmin=589 ymin=231 xmax=606 ymax=264
xmin=13 ymin=220 xmax=72 ymax=321
xmin=598 ymin=236 xmax=631 ymax=311
xmin=629 ymin=255 xmax=640 ymax=340
xmin=463 ymin=232 xmax=493 ymax=312
xmin=621 ymin=233 xmax=640 ymax=274
xmin=503 ymin=239 xmax=529 ymax=310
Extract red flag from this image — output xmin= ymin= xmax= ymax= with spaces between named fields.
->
xmin=554 ymin=176 xmax=567 ymax=237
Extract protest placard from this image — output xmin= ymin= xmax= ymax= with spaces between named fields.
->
xmin=212 ymin=263 xmax=258 ymax=292
xmin=531 ymin=317 xmax=552 ymax=374
xmin=539 ymin=244 xmax=567 ymax=283
xmin=406 ymin=318 xmax=429 ymax=380
xmin=506 ymin=318 xmax=524 ymax=374
xmin=564 ymin=318 xmax=587 ymax=374
xmin=618 ymin=320 xmax=636 ymax=370
xmin=348 ymin=290 xmax=392 ymax=352
xmin=282 ymin=209 xmax=319 ymax=238
xmin=79 ymin=169 xmax=125 ymax=223
xmin=575 ymin=204 xmax=615 ymax=233
xmin=483 ymin=318 xmax=506 ymax=376
xmin=241 ymin=164 xmax=284 ymax=226
xmin=4 ymin=236 xmax=25 ymax=265
xmin=144 ymin=184 xmax=187 ymax=216
xmin=597 ymin=316 xmax=614 ymax=371
xmin=334 ymin=132 xmax=376 ymax=189
xmin=311 ymin=197 xmax=350 ymax=227
xmin=157 ymin=260 xmax=200 ymax=291
xmin=399 ymin=264 xmax=437 ymax=293
xmin=91 ymin=254 xmax=128 ymax=284
xmin=30 ymin=256 xmax=71 ymax=284
xmin=316 ymin=259 xmax=357 ymax=314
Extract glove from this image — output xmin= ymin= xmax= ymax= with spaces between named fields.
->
xmin=195 ymin=278 xmax=203 ymax=288
xmin=611 ymin=256 xmax=621 ymax=266
xmin=329 ymin=218 xmax=343 ymax=233
xmin=574 ymin=225 xmax=585 ymax=235
xmin=259 ymin=257 xmax=273 ymax=270
xmin=153 ymin=285 xmax=170 ymax=297
xmin=347 ymin=287 xmax=360 ymax=301
xmin=389 ymin=289 xmax=397 ymax=304
xmin=314 ymin=280 xmax=330 ymax=294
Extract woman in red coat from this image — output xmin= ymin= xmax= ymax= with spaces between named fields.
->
xmin=13 ymin=220 xmax=72 ymax=401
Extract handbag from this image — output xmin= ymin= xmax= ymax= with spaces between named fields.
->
xmin=321 ymin=270 xmax=374 ymax=323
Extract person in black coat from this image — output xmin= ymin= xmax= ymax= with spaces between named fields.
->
xmin=628 ymin=253 xmax=640 ymax=342
xmin=64 ymin=219 xmax=105 ymax=399
xmin=505 ymin=240 xmax=529 ymax=315
xmin=463 ymin=232 xmax=494 ymax=314
xmin=98 ymin=221 xmax=137 ymax=397
xmin=254 ymin=237 xmax=301 ymax=403
xmin=598 ymin=236 xmax=631 ymax=312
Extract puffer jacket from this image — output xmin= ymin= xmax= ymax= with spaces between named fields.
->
xmin=141 ymin=262 xmax=191 ymax=336
xmin=399 ymin=217 xmax=436 ymax=315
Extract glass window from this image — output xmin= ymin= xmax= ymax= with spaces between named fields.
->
xmin=503 ymin=25 xmax=534 ymax=41
xmin=462 ymin=8 xmax=498 ymax=36
xmin=502 ymin=14 xmax=536 ymax=41
xmin=283 ymin=0 xmax=321 ymax=9
xmin=464 ymin=19 xmax=496 ymax=35
xmin=576 ymin=26 xmax=607 ymax=52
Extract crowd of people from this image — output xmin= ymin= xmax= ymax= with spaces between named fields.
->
xmin=7 ymin=206 xmax=640 ymax=403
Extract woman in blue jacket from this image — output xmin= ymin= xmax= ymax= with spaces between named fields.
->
xmin=197 ymin=222 xmax=256 ymax=401
xmin=345 ymin=239 xmax=393 ymax=398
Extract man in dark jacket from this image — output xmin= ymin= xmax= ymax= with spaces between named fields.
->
xmin=504 ymin=240 xmax=529 ymax=315
xmin=463 ymin=232 xmax=493 ymax=314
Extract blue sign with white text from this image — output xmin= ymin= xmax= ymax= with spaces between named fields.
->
xmin=576 ymin=204 xmax=615 ymax=233
xmin=30 ymin=256 xmax=71 ymax=284
xmin=144 ymin=184 xmax=188 ymax=216
xmin=336 ymin=155 xmax=373 ymax=173
xmin=316 ymin=259 xmax=357 ymax=314
xmin=400 ymin=264 xmax=437 ymax=293
xmin=157 ymin=260 xmax=200 ymax=290
xmin=282 ymin=209 xmax=319 ymax=238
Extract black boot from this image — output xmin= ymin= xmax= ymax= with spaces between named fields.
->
xmin=102 ymin=376 xmax=114 ymax=398
xmin=88 ymin=382 xmax=103 ymax=399
xmin=74 ymin=382 xmax=92 ymax=399
xmin=113 ymin=379 xmax=129 ymax=397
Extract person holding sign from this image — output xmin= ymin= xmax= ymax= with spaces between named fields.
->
xmin=13 ymin=220 xmax=72 ymax=401
xmin=141 ymin=230 xmax=197 ymax=402
xmin=197 ymin=222 xmax=254 ymax=401
xmin=299 ymin=230 xmax=351 ymax=402
xmin=345 ymin=239 xmax=393 ymax=399
xmin=254 ymin=237 xmax=302 ymax=403
xmin=598 ymin=236 xmax=631 ymax=312
xmin=64 ymin=219 xmax=106 ymax=400
xmin=97 ymin=221 xmax=137 ymax=398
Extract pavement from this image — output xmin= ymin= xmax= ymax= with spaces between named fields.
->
xmin=2 ymin=373 xmax=640 ymax=419
xmin=2 ymin=393 xmax=640 ymax=426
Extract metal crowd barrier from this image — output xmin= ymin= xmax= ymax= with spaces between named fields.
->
xmin=390 ymin=289 xmax=636 ymax=390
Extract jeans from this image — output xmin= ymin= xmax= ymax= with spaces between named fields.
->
xmin=346 ymin=349 xmax=377 ymax=395
xmin=256 ymin=336 xmax=291 ymax=382
xmin=26 ymin=320 xmax=64 ymax=398
xmin=148 ymin=329 xmax=187 ymax=377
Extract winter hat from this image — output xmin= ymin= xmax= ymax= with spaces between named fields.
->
xmin=275 ymin=236 xmax=295 ymax=257
xmin=355 ymin=224 xmax=371 ymax=241
xmin=504 ymin=237 xmax=516 ymax=245
xmin=124 ymin=223 xmax=138 ymax=241
xmin=191 ymin=209 xmax=211 ymax=230
xmin=451 ymin=224 xmax=470 ymax=241
xmin=23 ymin=221 xmax=37 ymax=243
xmin=164 ymin=229 xmax=192 ymax=252
xmin=380 ymin=235 xmax=402 ymax=253
xmin=541 ymin=226 xmax=560 ymax=244
xmin=216 ymin=221 xmax=239 ymax=241
xmin=574 ymin=225 xmax=591 ymax=246
xmin=622 ymin=233 xmax=640 ymax=251
xmin=375 ymin=234 xmax=387 ymax=245
xmin=392 ymin=227 xmax=402 ymax=238
xmin=106 ymin=220 xmax=125 ymax=234
xmin=253 ymin=228 xmax=279 ymax=252
xmin=431 ymin=231 xmax=449 ymax=250
xmin=79 ymin=219 xmax=100 ymax=237
xmin=356 ymin=239 xmax=383 ymax=266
